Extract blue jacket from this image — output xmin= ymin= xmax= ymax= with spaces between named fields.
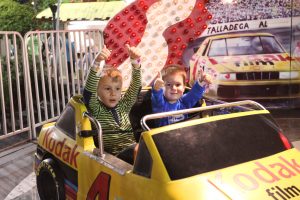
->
xmin=151 ymin=81 xmax=205 ymax=127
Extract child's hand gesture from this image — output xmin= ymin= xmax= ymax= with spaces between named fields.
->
xmin=198 ymin=68 xmax=212 ymax=88
xmin=126 ymin=44 xmax=141 ymax=68
xmin=95 ymin=45 xmax=111 ymax=62
xmin=126 ymin=44 xmax=141 ymax=60
xmin=153 ymin=72 xmax=164 ymax=91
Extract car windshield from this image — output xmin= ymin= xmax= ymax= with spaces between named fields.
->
xmin=152 ymin=114 xmax=286 ymax=180
xmin=208 ymin=36 xmax=285 ymax=56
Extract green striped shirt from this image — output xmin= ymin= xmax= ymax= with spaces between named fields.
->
xmin=83 ymin=68 xmax=141 ymax=155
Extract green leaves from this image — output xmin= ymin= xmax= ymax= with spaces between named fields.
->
xmin=0 ymin=0 xmax=35 ymax=35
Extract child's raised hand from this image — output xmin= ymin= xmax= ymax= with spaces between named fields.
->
xmin=95 ymin=45 xmax=111 ymax=62
xmin=153 ymin=72 xmax=164 ymax=91
xmin=125 ymin=44 xmax=141 ymax=60
xmin=198 ymin=68 xmax=212 ymax=86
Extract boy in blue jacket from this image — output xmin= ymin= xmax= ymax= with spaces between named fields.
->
xmin=152 ymin=65 xmax=212 ymax=127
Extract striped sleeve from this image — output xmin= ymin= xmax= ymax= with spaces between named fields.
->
xmin=119 ymin=67 xmax=141 ymax=112
xmin=83 ymin=69 xmax=100 ymax=111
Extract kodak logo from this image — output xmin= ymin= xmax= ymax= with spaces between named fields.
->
xmin=42 ymin=129 xmax=80 ymax=168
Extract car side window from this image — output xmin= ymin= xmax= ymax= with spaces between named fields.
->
xmin=208 ymin=39 xmax=226 ymax=56
xmin=261 ymin=36 xmax=284 ymax=54
xmin=227 ymin=37 xmax=250 ymax=55
xmin=247 ymin=36 xmax=263 ymax=54
xmin=56 ymin=104 xmax=76 ymax=139
xmin=133 ymin=138 xmax=153 ymax=178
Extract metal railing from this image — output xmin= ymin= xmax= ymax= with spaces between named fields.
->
xmin=141 ymin=100 xmax=266 ymax=131
xmin=0 ymin=31 xmax=31 ymax=140
xmin=0 ymin=29 xmax=103 ymax=145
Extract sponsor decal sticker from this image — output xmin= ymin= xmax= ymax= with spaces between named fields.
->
xmin=208 ymin=54 xmax=294 ymax=68
xmin=42 ymin=129 xmax=80 ymax=169
xmin=208 ymin=150 xmax=300 ymax=199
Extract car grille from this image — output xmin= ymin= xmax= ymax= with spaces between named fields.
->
xmin=236 ymin=72 xmax=279 ymax=80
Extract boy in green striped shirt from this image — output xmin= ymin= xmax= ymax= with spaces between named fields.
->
xmin=83 ymin=44 xmax=141 ymax=162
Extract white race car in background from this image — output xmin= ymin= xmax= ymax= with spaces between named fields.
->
xmin=189 ymin=32 xmax=300 ymax=101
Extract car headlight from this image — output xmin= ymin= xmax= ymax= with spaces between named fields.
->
xmin=219 ymin=73 xmax=237 ymax=80
xmin=279 ymin=71 xmax=299 ymax=79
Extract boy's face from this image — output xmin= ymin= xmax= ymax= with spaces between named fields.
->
xmin=163 ymin=73 xmax=185 ymax=103
xmin=97 ymin=76 xmax=122 ymax=108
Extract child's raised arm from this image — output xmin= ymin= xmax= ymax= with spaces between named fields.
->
xmin=153 ymin=72 xmax=164 ymax=91
xmin=95 ymin=45 xmax=111 ymax=62
xmin=119 ymin=44 xmax=142 ymax=111
xmin=197 ymin=68 xmax=212 ymax=90
xmin=92 ymin=45 xmax=111 ymax=73
xmin=125 ymin=44 xmax=141 ymax=69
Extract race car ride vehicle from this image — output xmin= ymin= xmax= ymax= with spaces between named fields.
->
xmin=35 ymin=89 xmax=300 ymax=200
xmin=189 ymin=32 xmax=300 ymax=100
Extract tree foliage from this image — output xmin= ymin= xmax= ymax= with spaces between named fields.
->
xmin=35 ymin=0 xmax=57 ymax=12
xmin=0 ymin=0 xmax=36 ymax=35
xmin=0 ymin=0 xmax=66 ymax=34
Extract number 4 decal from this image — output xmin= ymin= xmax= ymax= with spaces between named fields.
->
xmin=87 ymin=172 xmax=111 ymax=200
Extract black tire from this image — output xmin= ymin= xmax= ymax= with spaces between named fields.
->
xmin=36 ymin=158 xmax=65 ymax=200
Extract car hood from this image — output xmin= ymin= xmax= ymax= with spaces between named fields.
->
xmin=207 ymin=53 xmax=300 ymax=73
xmin=163 ymin=148 xmax=300 ymax=200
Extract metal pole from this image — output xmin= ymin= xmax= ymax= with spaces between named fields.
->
xmin=55 ymin=0 xmax=61 ymax=87
xmin=289 ymin=0 xmax=294 ymax=107
xmin=56 ymin=0 xmax=61 ymax=31
xmin=49 ymin=4 xmax=57 ymax=30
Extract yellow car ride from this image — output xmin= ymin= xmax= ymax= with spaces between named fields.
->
xmin=35 ymin=88 xmax=300 ymax=200
xmin=189 ymin=32 xmax=300 ymax=100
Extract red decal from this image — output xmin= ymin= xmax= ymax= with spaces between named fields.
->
xmin=42 ymin=129 xmax=52 ymax=147
xmin=70 ymin=145 xmax=79 ymax=168
xmin=87 ymin=172 xmax=111 ymax=200
xmin=253 ymin=162 xmax=280 ymax=183
xmin=42 ymin=129 xmax=79 ymax=169
xmin=208 ymin=58 xmax=218 ymax=65
xmin=54 ymin=138 xmax=67 ymax=157
xmin=277 ymin=55 xmax=292 ymax=62
xmin=192 ymin=59 xmax=199 ymax=80
xmin=233 ymin=173 xmax=259 ymax=191
xmin=279 ymin=156 xmax=300 ymax=174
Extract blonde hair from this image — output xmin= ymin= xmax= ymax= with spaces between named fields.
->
xmin=162 ymin=64 xmax=187 ymax=83
xmin=98 ymin=67 xmax=122 ymax=84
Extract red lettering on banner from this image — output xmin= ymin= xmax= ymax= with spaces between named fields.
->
xmin=253 ymin=162 xmax=279 ymax=183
